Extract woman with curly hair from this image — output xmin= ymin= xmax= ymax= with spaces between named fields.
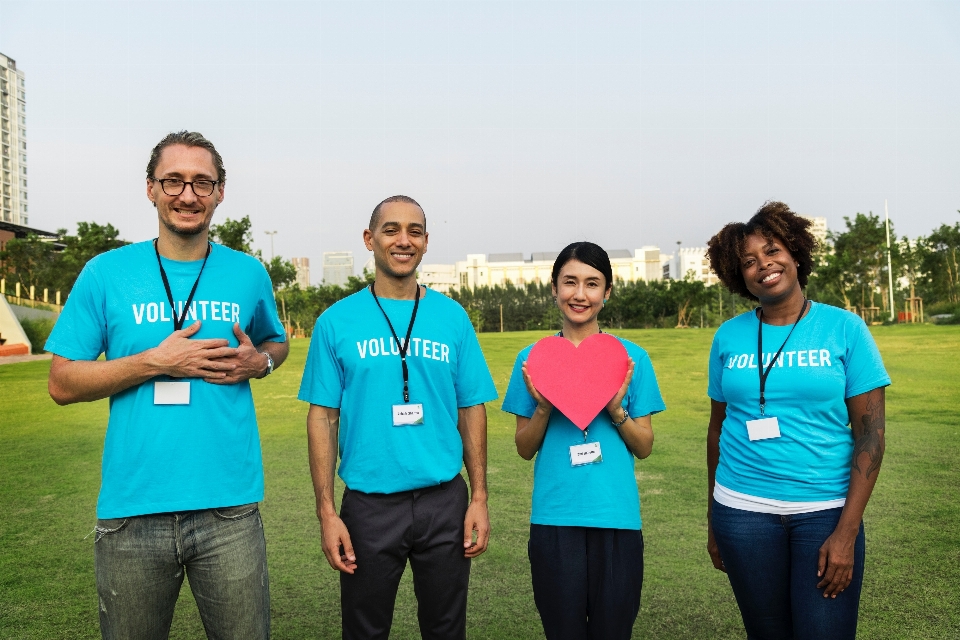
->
xmin=704 ymin=202 xmax=890 ymax=640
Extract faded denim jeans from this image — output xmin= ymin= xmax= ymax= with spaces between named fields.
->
xmin=94 ymin=504 xmax=270 ymax=640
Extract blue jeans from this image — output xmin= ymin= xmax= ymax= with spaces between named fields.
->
xmin=710 ymin=500 xmax=864 ymax=640
xmin=94 ymin=504 xmax=270 ymax=640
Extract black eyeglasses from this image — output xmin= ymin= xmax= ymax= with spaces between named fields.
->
xmin=151 ymin=178 xmax=219 ymax=197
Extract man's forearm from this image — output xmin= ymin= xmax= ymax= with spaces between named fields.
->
xmin=307 ymin=405 xmax=341 ymax=518
xmin=457 ymin=404 xmax=488 ymax=502
xmin=257 ymin=339 xmax=290 ymax=372
xmin=49 ymin=353 xmax=161 ymax=405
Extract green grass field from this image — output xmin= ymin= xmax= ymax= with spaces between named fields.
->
xmin=1 ymin=325 xmax=958 ymax=639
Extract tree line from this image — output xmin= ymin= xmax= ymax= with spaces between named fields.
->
xmin=2 ymin=211 xmax=959 ymax=333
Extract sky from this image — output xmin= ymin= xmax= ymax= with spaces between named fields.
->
xmin=1 ymin=0 xmax=959 ymax=282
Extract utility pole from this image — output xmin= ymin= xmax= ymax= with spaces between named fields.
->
xmin=675 ymin=240 xmax=682 ymax=280
xmin=264 ymin=230 xmax=278 ymax=261
xmin=884 ymin=201 xmax=895 ymax=322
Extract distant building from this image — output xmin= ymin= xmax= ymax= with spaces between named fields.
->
xmin=675 ymin=247 xmax=719 ymax=286
xmin=801 ymin=215 xmax=829 ymax=245
xmin=291 ymin=257 xmax=310 ymax=289
xmin=323 ymin=251 xmax=353 ymax=287
xmin=0 ymin=52 xmax=28 ymax=226
xmin=418 ymin=247 xmax=665 ymax=292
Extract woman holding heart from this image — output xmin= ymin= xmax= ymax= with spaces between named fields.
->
xmin=502 ymin=241 xmax=666 ymax=640
xmin=704 ymin=202 xmax=890 ymax=640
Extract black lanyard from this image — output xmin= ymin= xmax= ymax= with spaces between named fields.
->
xmin=154 ymin=239 xmax=211 ymax=332
xmin=757 ymin=299 xmax=808 ymax=415
xmin=370 ymin=283 xmax=421 ymax=403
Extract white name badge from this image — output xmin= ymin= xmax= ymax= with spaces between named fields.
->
xmin=392 ymin=403 xmax=424 ymax=426
xmin=746 ymin=416 xmax=781 ymax=441
xmin=154 ymin=381 xmax=190 ymax=405
xmin=569 ymin=441 xmax=603 ymax=467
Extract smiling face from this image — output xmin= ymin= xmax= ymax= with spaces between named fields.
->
xmin=552 ymin=258 xmax=611 ymax=329
xmin=147 ymin=144 xmax=224 ymax=239
xmin=740 ymin=232 xmax=802 ymax=304
xmin=363 ymin=200 xmax=428 ymax=281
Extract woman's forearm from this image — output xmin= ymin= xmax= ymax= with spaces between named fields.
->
xmin=515 ymin=406 xmax=551 ymax=460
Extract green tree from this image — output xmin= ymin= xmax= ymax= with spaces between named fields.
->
xmin=52 ymin=222 xmax=126 ymax=292
xmin=210 ymin=216 xmax=254 ymax=253
xmin=0 ymin=233 xmax=56 ymax=291
xmin=263 ymin=255 xmax=297 ymax=291
xmin=811 ymin=213 xmax=899 ymax=318
xmin=919 ymin=218 xmax=960 ymax=306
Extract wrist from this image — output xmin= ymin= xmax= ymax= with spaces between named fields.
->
xmin=258 ymin=351 xmax=274 ymax=378
xmin=609 ymin=405 xmax=628 ymax=427
xmin=469 ymin=492 xmax=488 ymax=505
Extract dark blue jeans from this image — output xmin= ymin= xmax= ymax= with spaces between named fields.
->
xmin=711 ymin=500 xmax=864 ymax=640
xmin=94 ymin=504 xmax=270 ymax=640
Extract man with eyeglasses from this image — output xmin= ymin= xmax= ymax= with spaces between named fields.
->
xmin=46 ymin=131 xmax=287 ymax=639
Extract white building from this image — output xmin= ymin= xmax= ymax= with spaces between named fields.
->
xmin=675 ymin=247 xmax=719 ymax=286
xmin=291 ymin=257 xmax=310 ymax=288
xmin=323 ymin=251 xmax=353 ymax=287
xmin=0 ymin=52 xmax=27 ymax=226
xmin=801 ymin=215 xmax=828 ymax=245
xmin=419 ymin=247 xmax=665 ymax=292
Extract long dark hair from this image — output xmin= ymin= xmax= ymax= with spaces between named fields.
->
xmin=552 ymin=242 xmax=614 ymax=290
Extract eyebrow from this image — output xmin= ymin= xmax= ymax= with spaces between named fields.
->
xmin=380 ymin=221 xmax=425 ymax=230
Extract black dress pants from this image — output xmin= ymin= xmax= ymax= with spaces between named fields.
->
xmin=528 ymin=524 xmax=645 ymax=640
xmin=339 ymin=474 xmax=471 ymax=640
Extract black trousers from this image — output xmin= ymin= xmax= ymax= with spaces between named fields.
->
xmin=339 ymin=474 xmax=471 ymax=640
xmin=528 ymin=524 xmax=645 ymax=640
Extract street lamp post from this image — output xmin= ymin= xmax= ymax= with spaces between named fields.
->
xmin=264 ymin=230 xmax=278 ymax=261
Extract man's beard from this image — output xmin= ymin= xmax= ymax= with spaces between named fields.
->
xmin=160 ymin=213 xmax=208 ymax=237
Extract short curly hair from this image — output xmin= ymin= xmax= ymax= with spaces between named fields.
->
xmin=706 ymin=201 xmax=819 ymax=301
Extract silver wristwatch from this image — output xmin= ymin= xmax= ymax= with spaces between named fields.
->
xmin=260 ymin=351 xmax=274 ymax=377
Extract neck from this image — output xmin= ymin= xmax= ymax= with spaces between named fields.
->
xmin=561 ymin=318 xmax=600 ymax=346
xmin=758 ymin=286 xmax=807 ymax=325
xmin=373 ymin=270 xmax=421 ymax=300
xmin=157 ymin=229 xmax=210 ymax=261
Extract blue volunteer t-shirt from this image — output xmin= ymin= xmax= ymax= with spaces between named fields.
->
xmin=708 ymin=302 xmax=891 ymax=502
xmin=502 ymin=336 xmax=666 ymax=530
xmin=298 ymin=287 xmax=498 ymax=494
xmin=45 ymin=241 xmax=286 ymax=519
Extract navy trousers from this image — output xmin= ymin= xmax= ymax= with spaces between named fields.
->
xmin=528 ymin=524 xmax=644 ymax=640
xmin=339 ymin=475 xmax=471 ymax=640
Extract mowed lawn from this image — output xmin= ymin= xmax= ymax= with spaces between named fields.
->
xmin=1 ymin=325 xmax=958 ymax=639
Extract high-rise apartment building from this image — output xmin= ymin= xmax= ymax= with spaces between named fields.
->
xmin=291 ymin=257 xmax=311 ymax=289
xmin=0 ymin=53 xmax=27 ymax=225
xmin=323 ymin=251 xmax=354 ymax=287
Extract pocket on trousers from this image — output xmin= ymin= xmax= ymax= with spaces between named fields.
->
xmin=94 ymin=518 xmax=128 ymax=543
xmin=213 ymin=503 xmax=259 ymax=521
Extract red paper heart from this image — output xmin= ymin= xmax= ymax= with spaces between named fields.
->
xmin=526 ymin=333 xmax=629 ymax=430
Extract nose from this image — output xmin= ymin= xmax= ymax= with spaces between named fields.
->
xmin=177 ymin=183 xmax=200 ymax=204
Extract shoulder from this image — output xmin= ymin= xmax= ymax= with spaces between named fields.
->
xmin=714 ymin=310 xmax=757 ymax=338
xmin=319 ymin=288 xmax=370 ymax=322
xmin=210 ymin=243 xmax=269 ymax=274
xmin=424 ymin=288 xmax=469 ymax=316
xmin=79 ymin=240 xmax=152 ymax=278
xmin=613 ymin=335 xmax=652 ymax=364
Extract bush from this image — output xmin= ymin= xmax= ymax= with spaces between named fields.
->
xmin=18 ymin=317 xmax=56 ymax=354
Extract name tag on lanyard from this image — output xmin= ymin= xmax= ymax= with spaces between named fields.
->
xmin=392 ymin=403 xmax=424 ymax=426
xmin=745 ymin=416 xmax=781 ymax=441
xmin=154 ymin=381 xmax=190 ymax=405
xmin=569 ymin=441 xmax=602 ymax=466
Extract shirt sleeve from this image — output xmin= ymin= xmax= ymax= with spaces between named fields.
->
xmin=501 ymin=349 xmax=536 ymax=418
xmin=453 ymin=311 xmax=498 ymax=407
xmin=297 ymin=314 xmax=345 ymax=408
xmin=707 ymin=331 xmax=726 ymax=402
xmin=247 ymin=268 xmax=286 ymax=345
xmin=44 ymin=261 xmax=108 ymax=361
xmin=626 ymin=350 xmax=666 ymax=417
xmin=843 ymin=317 xmax=891 ymax=398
